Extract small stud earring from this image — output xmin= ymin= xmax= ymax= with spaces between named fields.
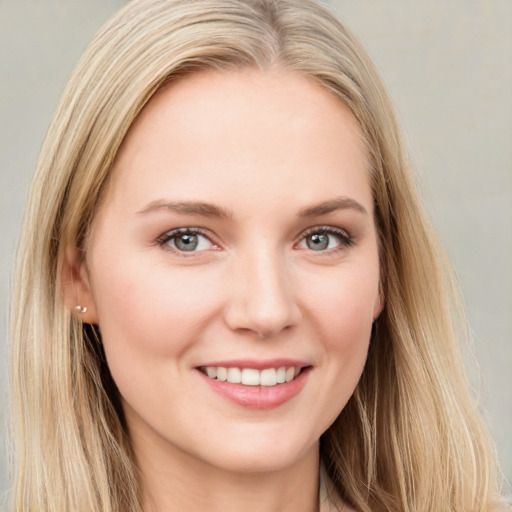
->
xmin=74 ymin=305 xmax=88 ymax=314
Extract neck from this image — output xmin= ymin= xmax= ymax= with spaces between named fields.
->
xmin=134 ymin=433 xmax=320 ymax=512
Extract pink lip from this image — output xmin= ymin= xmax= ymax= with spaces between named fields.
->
xmin=196 ymin=362 xmax=312 ymax=410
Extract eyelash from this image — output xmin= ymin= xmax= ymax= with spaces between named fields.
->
xmin=156 ymin=227 xmax=214 ymax=254
xmin=156 ymin=226 xmax=354 ymax=255
xmin=298 ymin=225 xmax=354 ymax=252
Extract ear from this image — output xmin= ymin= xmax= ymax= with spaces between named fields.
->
xmin=61 ymin=246 xmax=99 ymax=324
xmin=372 ymin=281 xmax=385 ymax=321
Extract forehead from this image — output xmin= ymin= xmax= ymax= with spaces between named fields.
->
xmin=103 ymin=68 xmax=371 ymax=219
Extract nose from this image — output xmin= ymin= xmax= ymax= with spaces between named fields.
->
xmin=223 ymin=246 xmax=302 ymax=338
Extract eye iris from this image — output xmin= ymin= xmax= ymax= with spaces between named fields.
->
xmin=175 ymin=233 xmax=198 ymax=251
xmin=307 ymin=232 xmax=329 ymax=251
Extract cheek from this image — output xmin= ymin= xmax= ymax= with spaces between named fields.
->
xmin=279 ymin=263 xmax=377 ymax=439
xmin=302 ymin=261 xmax=378 ymax=392
xmin=89 ymin=256 xmax=221 ymax=362
xmin=305 ymin=260 xmax=378 ymax=342
xmin=88 ymin=258 xmax=226 ymax=423
xmin=321 ymin=288 xmax=373 ymax=381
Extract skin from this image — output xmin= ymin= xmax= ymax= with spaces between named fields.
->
xmin=66 ymin=69 xmax=382 ymax=512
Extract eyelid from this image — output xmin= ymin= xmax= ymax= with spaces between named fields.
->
xmin=295 ymin=225 xmax=354 ymax=251
xmin=155 ymin=225 xmax=354 ymax=255
xmin=156 ymin=227 xmax=219 ymax=254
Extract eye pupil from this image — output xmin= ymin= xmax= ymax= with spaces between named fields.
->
xmin=175 ymin=234 xmax=198 ymax=251
xmin=307 ymin=233 xmax=329 ymax=251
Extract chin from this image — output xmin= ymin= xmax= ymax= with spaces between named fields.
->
xmin=196 ymin=430 xmax=319 ymax=475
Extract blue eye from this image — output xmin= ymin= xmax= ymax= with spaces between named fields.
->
xmin=298 ymin=227 xmax=352 ymax=252
xmin=158 ymin=228 xmax=214 ymax=253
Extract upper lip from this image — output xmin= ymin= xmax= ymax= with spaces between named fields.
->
xmin=196 ymin=358 xmax=311 ymax=370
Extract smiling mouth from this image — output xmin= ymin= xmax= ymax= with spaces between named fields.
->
xmin=199 ymin=366 xmax=306 ymax=387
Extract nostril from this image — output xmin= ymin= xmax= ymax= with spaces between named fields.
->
xmin=224 ymin=299 xmax=302 ymax=338
xmin=223 ymin=260 xmax=302 ymax=336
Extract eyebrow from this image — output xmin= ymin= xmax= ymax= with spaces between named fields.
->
xmin=137 ymin=200 xmax=233 ymax=219
xmin=136 ymin=195 xmax=367 ymax=219
xmin=298 ymin=196 xmax=368 ymax=217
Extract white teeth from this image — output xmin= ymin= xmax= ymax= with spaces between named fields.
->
xmin=276 ymin=366 xmax=286 ymax=383
xmin=241 ymin=368 xmax=260 ymax=386
xmin=202 ymin=365 xmax=302 ymax=386
xmin=206 ymin=367 xmax=217 ymax=378
xmin=227 ymin=367 xmax=242 ymax=384
xmin=260 ymin=368 xmax=277 ymax=386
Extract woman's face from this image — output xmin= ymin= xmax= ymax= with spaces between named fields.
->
xmin=77 ymin=69 xmax=382 ymax=474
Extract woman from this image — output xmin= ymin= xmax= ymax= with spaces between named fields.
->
xmin=9 ymin=0 xmax=507 ymax=511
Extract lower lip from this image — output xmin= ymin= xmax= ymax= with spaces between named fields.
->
xmin=197 ymin=368 xmax=311 ymax=410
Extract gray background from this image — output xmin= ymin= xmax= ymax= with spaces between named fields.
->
xmin=1 ymin=0 xmax=510 ymax=504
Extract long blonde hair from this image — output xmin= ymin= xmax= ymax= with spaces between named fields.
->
xmin=10 ymin=0 xmax=502 ymax=510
